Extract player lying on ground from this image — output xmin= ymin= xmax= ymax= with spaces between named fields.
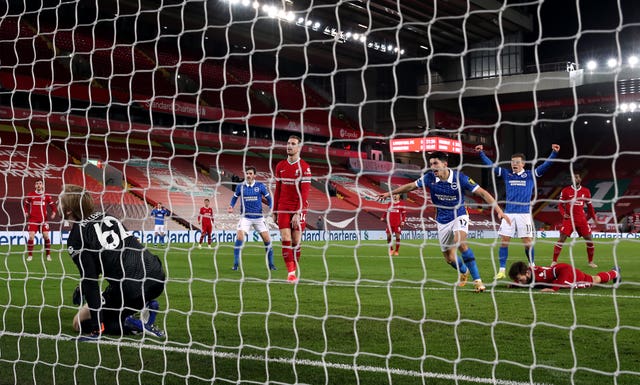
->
xmin=60 ymin=184 xmax=166 ymax=339
xmin=508 ymin=261 xmax=620 ymax=292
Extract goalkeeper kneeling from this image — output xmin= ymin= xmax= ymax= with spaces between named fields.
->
xmin=60 ymin=184 xmax=166 ymax=339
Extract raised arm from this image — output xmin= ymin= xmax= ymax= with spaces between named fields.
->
xmin=534 ymin=144 xmax=560 ymax=177
xmin=474 ymin=145 xmax=504 ymax=177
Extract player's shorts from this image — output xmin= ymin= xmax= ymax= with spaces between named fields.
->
xmin=201 ymin=222 xmax=213 ymax=234
xmin=498 ymin=213 xmax=534 ymax=238
xmin=437 ymin=215 xmax=470 ymax=252
xmin=560 ymin=218 xmax=592 ymax=238
xmin=154 ymin=224 xmax=166 ymax=233
xmin=277 ymin=212 xmax=307 ymax=232
xmin=27 ymin=222 xmax=50 ymax=233
xmin=237 ymin=217 xmax=269 ymax=233
xmin=385 ymin=224 xmax=402 ymax=235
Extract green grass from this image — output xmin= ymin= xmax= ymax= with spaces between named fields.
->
xmin=1 ymin=238 xmax=639 ymax=385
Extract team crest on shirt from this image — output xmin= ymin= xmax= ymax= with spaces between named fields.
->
xmin=254 ymin=187 xmax=260 ymax=193
xmin=295 ymin=169 xmax=300 ymax=176
xmin=521 ymin=172 xmax=528 ymax=178
xmin=451 ymin=182 xmax=458 ymax=190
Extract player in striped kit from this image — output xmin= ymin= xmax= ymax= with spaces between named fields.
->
xmin=379 ymin=152 xmax=510 ymax=292
xmin=273 ymin=135 xmax=311 ymax=283
xmin=228 ymin=166 xmax=275 ymax=271
xmin=552 ymin=173 xmax=601 ymax=267
xmin=150 ymin=202 xmax=169 ymax=247
xmin=475 ymin=144 xmax=560 ymax=279
xmin=23 ymin=180 xmax=57 ymax=261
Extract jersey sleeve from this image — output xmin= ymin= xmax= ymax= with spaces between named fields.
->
xmin=262 ymin=184 xmax=273 ymax=209
xmin=300 ymin=162 xmax=312 ymax=213
xmin=558 ymin=188 xmax=567 ymax=217
xmin=478 ymin=151 xmax=506 ymax=177
xmin=273 ymin=163 xmax=281 ymax=213
xmin=460 ymin=173 xmax=480 ymax=194
xmin=585 ymin=189 xmax=597 ymax=220
xmin=46 ymin=195 xmax=58 ymax=216
xmin=534 ymin=150 xmax=558 ymax=177
xmin=229 ymin=184 xmax=241 ymax=208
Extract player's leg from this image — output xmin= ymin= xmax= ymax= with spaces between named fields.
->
xmin=553 ymin=231 xmax=569 ymax=265
xmin=519 ymin=214 xmax=536 ymax=265
xmin=259 ymin=230 xmax=276 ymax=270
xmin=291 ymin=213 xmax=306 ymax=263
xmin=394 ymin=228 xmax=401 ymax=255
xmin=385 ymin=227 xmax=393 ymax=255
xmin=26 ymin=227 xmax=36 ymax=260
xmin=439 ymin=222 xmax=468 ymax=285
xmin=582 ymin=230 xmax=597 ymax=267
xmin=522 ymin=236 xmax=534 ymax=265
xmin=233 ymin=228 xmax=245 ymax=270
xmin=496 ymin=215 xmax=515 ymax=278
xmin=42 ymin=225 xmax=52 ymax=261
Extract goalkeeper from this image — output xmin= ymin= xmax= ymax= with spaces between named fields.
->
xmin=60 ymin=184 xmax=166 ymax=339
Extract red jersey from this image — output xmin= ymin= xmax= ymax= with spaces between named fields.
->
xmin=559 ymin=185 xmax=596 ymax=222
xmin=198 ymin=206 xmax=214 ymax=226
xmin=384 ymin=201 xmax=407 ymax=227
xmin=526 ymin=264 xmax=592 ymax=291
xmin=24 ymin=190 xmax=57 ymax=223
xmin=273 ymin=158 xmax=312 ymax=213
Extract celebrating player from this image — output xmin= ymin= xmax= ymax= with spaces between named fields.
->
xmin=273 ymin=135 xmax=311 ymax=283
xmin=378 ymin=151 xmax=511 ymax=293
xmin=508 ymin=261 xmax=620 ymax=292
xmin=381 ymin=194 xmax=407 ymax=256
xmin=198 ymin=198 xmax=214 ymax=248
xmin=60 ymin=185 xmax=166 ymax=339
xmin=150 ymin=202 xmax=169 ymax=247
xmin=23 ymin=180 xmax=57 ymax=261
xmin=552 ymin=173 xmax=600 ymax=267
xmin=228 ymin=166 xmax=276 ymax=271
xmin=475 ymin=144 xmax=560 ymax=278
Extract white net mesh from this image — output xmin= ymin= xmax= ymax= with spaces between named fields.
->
xmin=0 ymin=1 xmax=639 ymax=385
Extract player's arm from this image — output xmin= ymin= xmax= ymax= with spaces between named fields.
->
xmin=47 ymin=196 xmax=58 ymax=219
xmin=73 ymin=252 xmax=104 ymax=332
xmin=377 ymin=182 xmax=416 ymax=202
xmin=228 ymin=186 xmax=240 ymax=213
xmin=473 ymin=186 xmax=512 ymax=226
xmin=558 ymin=190 xmax=568 ymax=219
xmin=474 ymin=145 xmax=504 ymax=177
xmin=23 ymin=196 xmax=30 ymax=220
xmin=534 ymin=144 xmax=560 ymax=177
xmin=272 ymin=169 xmax=281 ymax=222
xmin=263 ymin=185 xmax=273 ymax=215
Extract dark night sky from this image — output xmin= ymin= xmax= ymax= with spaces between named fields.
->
xmin=537 ymin=0 xmax=640 ymax=62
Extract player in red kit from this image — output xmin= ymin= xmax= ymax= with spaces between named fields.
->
xmin=552 ymin=173 xmax=601 ymax=267
xmin=198 ymin=198 xmax=214 ymax=248
xmin=509 ymin=261 xmax=620 ymax=292
xmin=273 ymin=135 xmax=311 ymax=283
xmin=381 ymin=194 xmax=406 ymax=256
xmin=23 ymin=180 xmax=57 ymax=261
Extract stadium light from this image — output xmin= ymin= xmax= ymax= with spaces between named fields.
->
xmin=628 ymin=55 xmax=639 ymax=67
xmin=607 ymin=58 xmax=618 ymax=68
xmin=620 ymin=103 xmax=629 ymax=112
xmin=629 ymin=102 xmax=637 ymax=112
xmin=586 ymin=60 xmax=597 ymax=71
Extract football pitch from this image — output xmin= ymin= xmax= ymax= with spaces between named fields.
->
xmin=0 ymin=238 xmax=639 ymax=385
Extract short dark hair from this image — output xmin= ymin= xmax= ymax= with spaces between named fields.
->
xmin=204 ymin=198 xmax=210 ymax=202
xmin=288 ymin=135 xmax=302 ymax=144
xmin=508 ymin=261 xmax=530 ymax=281
xmin=428 ymin=151 xmax=449 ymax=163
xmin=511 ymin=153 xmax=526 ymax=161
xmin=245 ymin=166 xmax=257 ymax=174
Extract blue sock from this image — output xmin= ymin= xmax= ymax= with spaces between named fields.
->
xmin=450 ymin=256 xmax=468 ymax=274
xmin=264 ymin=241 xmax=274 ymax=266
xmin=462 ymin=249 xmax=480 ymax=281
xmin=499 ymin=247 xmax=508 ymax=269
xmin=146 ymin=301 xmax=158 ymax=325
xmin=234 ymin=239 xmax=243 ymax=266
xmin=525 ymin=247 xmax=534 ymax=265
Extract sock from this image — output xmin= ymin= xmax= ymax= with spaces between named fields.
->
xmin=199 ymin=234 xmax=204 ymax=244
xmin=264 ymin=241 xmax=274 ymax=266
xmin=27 ymin=239 xmax=34 ymax=256
xmin=395 ymin=237 xmax=401 ymax=252
xmin=44 ymin=238 xmax=51 ymax=256
xmin=553 ymin=243 xmax=563 ymax=262
xmin=282 ymin=241 xmax=295 ymax=273
xmin=450 ymin=256 xmax=468 ymax=274
xmin=233 ymin=239 xmax=243 ymax=266
xmin=499 ymin=247 xmax=508 ymax=269
xmin=586 ymin=242 xmax=595 ymax=263
xmin=461 ymin=249 xmax=480 ymax=281
xmin=293 ymin=244 xmax=301 ymax=262
xmin=154 ymin=235 xmax=158 ymax=244
xmin=597 ymin=270 xmax=616 ymax=284
xmin=525 ymin=246 xmax=534 ymax=265
xmin=146 ymin=303 xmax=158 ymax=325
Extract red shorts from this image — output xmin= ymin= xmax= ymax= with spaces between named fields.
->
xmin=560 ymin=218 xmax=591 ymax=237
xmin=28 ymin=222 xmax=50 ymax=233
xmin=277 ymin=212 xmax=307 ymax=232
xmin=385 ymin=225 xmax=402 ymax=235
xmin=201 ymin=222 xmax=212 ymax=234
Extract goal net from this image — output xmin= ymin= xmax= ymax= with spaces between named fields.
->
xmin=0 ymin=0 xmax=638 ymax=384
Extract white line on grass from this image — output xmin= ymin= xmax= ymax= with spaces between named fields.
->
xmin=2 ymin=331 xmax=552 ymax=385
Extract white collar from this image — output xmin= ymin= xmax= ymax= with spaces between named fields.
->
xmin=435 ymin=169 xmax=454 ymax=183
xmin=244 ymin=181 xmax=256 ymax=187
